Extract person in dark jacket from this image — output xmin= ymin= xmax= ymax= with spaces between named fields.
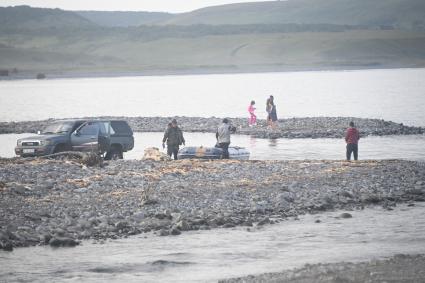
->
xmin=345 ymin=121 xmax=360 ymax=160
xmin=162 ymin=119 xmax=185 ymax=160
xmin=266 ymin=95 xmax=278 ymax=128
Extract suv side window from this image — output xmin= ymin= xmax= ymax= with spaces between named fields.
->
xmin=72 ymin=121 xmax=85 ymax=132
xmin=79 ymin=122 xmax=99 ymax=136
xmin=110 ymin=121 xmax=132 ymax=135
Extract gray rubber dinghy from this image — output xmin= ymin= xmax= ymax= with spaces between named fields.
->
xmin=178 ymin=146 xmax=250 ymax=160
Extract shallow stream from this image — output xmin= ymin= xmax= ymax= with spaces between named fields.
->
xmin=1 ymin=132 xmax=425 ymax=161
xmin=1 ymin=203 xmax=425 ymax=282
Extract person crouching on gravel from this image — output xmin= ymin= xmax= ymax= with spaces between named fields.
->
xmin=216 ymin=118 xmax=236 ymax=159
xmin=345 ymin=121 xmax=360 ymax=161
xmin=162 ymin=119 xmax=185 ymax=160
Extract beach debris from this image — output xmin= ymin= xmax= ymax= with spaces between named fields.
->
xmin=143 ymin=147 xmax=171 ymax=161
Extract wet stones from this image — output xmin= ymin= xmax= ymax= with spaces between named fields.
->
xmin=175 ymin=220 xmax=190 ymax=231
xmin=257 ymin=217 xmax=270 ymax=226
xmin=361 ymin=194 xmax=381 ymax=204
xmin=159 ymin=229 xmax=169 ymax=236
xmin=48 ymin=237 xmax=79 ymax=247
xmin=221 ymin=254 xmax=425 ymax=283
xmin=0 ymin=240 xmax=13 ymax=251
xmin=170 ymin=227 xmax=182 ymax=235
xmin=10 ymin=184 xmax=32 ymax=195
xmin=339 ymin=212 xmax=353 ymax=219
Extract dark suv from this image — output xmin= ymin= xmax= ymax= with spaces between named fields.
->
xmin=15 ymin=119 xmax=134 ymax=160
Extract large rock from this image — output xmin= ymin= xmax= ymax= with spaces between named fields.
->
xmin=49 ymin=237 xmax=79 ymax=247
xmin=0 ymin=240 xmax=13 ymax=251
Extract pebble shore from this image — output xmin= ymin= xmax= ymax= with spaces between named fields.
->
xmin=221 ymin=254 xmax=425 ymax=283
xmin=0 ymin=116 xmax=423 ymax=138
xmin=1 ymin=158 xmax=424 ymax=251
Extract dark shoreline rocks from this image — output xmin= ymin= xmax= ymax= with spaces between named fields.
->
xmin=220 ymin=254 xmax=425 ymax=283
xmin=0 ymin=116 xmax=423 ymax=139
xmin=0 ymin=158 xmax=424 ymax=251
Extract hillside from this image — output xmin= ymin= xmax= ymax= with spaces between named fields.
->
xmin=163 ymin=0 xmax=425 ymax=29
xmin=1 ymin=3 xmax=425 ymax=78
xmin=0 ymin=5 xmax=96 ymax=30
xmin=76 ymin=11 xmax=174 ymax=27
xmin=2 ymin=28 xmax=425 ymax=76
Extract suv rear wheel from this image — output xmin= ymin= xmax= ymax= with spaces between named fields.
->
xmin=105 ymin=146 xmax=123 ymax=160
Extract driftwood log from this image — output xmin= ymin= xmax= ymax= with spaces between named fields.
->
xmin=39 ymin=151 xmax=103 ymax=166
xmin=0 ymin=152 xmax=104 ymax=167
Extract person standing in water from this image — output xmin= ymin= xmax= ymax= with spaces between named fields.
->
xmin=345 ymin=121 xmax=360 ymax=161
xmin=162 ymin=119 xmax=185 ymax=160
xmin=248 ymin=100 xmax=257 ymax=127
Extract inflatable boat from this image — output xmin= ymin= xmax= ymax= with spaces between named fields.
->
xmin=177 ymin=146 xmax=250 ymax=160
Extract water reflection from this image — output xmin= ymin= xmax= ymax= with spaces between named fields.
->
xmin=249 ymin=135 xmax=257 ymax=148
xmin=268 ymin=138 xmax=278 ymax=147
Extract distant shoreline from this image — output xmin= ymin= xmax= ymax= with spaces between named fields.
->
xmin=1 ymin=64 xmax=424 ymax=81
xmin=1 ymin=116 xmax=423 ymax=139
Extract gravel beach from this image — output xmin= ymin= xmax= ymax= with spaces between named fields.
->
xmin=0 ymin=116 xmax=423 ymax=138
xmin=1 ymin=158 xmax=424 ymax=251
xmin=221 ymin=254 xmax=425 ymax=283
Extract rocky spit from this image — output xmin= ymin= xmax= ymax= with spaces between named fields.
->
xmin=221 ymin=254 xmax=425 ymax=283
xmin=1 ymin=158 xmax=424 ymax=251
xmin=0 ymin=116 xmax=423 ymax=138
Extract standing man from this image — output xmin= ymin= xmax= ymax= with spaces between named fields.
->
xmin=163 ymin=119 xmax=185 ymax=160
xmin=345 ymin=121 xmax=360 ymax=161
xmin=216 ymin=118 xmax=236 ymax=159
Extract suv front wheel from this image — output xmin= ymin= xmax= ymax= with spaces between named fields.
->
xmin=53 ymin=144 xmax=69 ymax=154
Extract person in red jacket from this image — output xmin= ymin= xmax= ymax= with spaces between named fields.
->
xmin=345 ymin=121 xmax=360 ymax=160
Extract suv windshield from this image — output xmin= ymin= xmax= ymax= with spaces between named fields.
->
xmin=41 ymin=122 xmax=73 ymax=134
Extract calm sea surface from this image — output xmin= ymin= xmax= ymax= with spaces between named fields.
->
xmin=1 ymin=68 xmax=425 ymax=126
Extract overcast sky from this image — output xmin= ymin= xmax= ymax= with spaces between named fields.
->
xmin=0 ymin=0 xmax=272 ymax=13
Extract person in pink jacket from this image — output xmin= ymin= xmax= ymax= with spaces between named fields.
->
xmin=248 ymin=100 xmax=257 ymax=126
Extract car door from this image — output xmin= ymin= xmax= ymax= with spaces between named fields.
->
xmin=71 ymin=122 xmax=100 ymax=153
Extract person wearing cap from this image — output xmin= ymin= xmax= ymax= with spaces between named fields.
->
xmin=216 ymin=118 xmax=236 ymax=159
xmin=345 ymin=121 xmax=360 ymax=160
xmin=162 ymin=119 xmax=185 ymax=160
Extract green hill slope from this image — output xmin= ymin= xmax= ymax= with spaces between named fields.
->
xmin=1 ymin=4 xmax=425 ymax=77
xmin=0 ymin=5 xmax=96 ymax=30
xmin=2 ymin=28 xmax=425 ymax=75
xmin=163 ymin=0 xmax=425 ymax=29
